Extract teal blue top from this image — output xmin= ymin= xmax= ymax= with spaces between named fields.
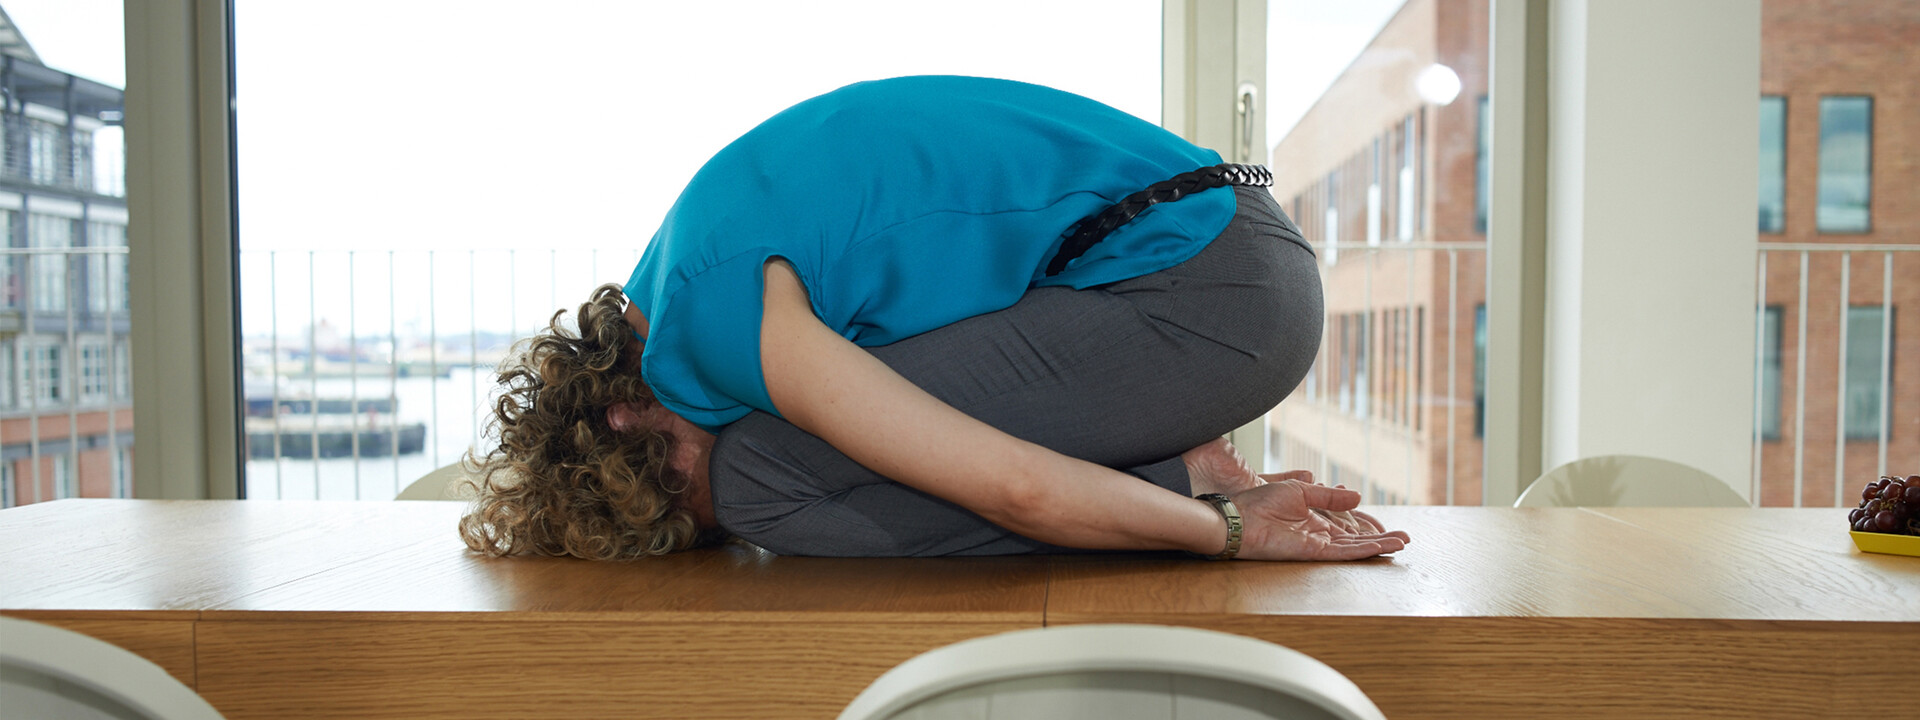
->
xmin=623 ymin=76 xmax=1236 ymax=433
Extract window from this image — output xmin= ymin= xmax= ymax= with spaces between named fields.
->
xmin=1324 ymin=169 xmax=1340 ymax=266
xmin=28 ymin=211 xmax=76 ymax=312
xmin=1398 ymin=113 xmax=1416 ymax=242
xmin=235 ymin=0 xmax=1164 ymax=500
xmin=1817 ymin=96 xmax=1871 ymax=233
xmin=113 ymin=447 xmax=131 ymax=499
xmin=1337 ymin=314 xmax=1353 ymax=414
xmin=29 ymin=341 xmax=64 ymax=405
xmin=1760 ymin=306 xmax=1782 ymax=441
xmin=28 ymin=118 xmax=63 ymax=186
xmin=1366 ymin=137 xmax=1382 ymax=247
xmin=113 ymin=340 xmax=130 ymax=400
xmin=1475 ymin=95 xmax=1490 ymax=234
xmin=52 ymin=455 xmax=73 ymax=500
xmin=0 ymin=209 xmax=17 ymax=311
xmin=79 ymin=339 xmax=111 ymax=405
xmin=1757 ymin=96 xmax=1785 ymax=233
xmin=1356 ymin=311 xmax=1371 ymax=419
xmin=0 ymin=339 xmax=12 ymax=410
xmin=86 ymin=222 xmax=129 ymax=313
xmin=1473 ymin=304 xmax=1487 ymax=438
xmin=1844 ymin=306 xmax=1892 ymax=440
xmin=1 ymin=464 xmax=12 ymax=509
xmin=1415 ymin=306 xmax=1425 ymax=432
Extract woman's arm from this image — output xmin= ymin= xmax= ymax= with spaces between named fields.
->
xmin=760 ymin=259 xmax=1409 ymax=560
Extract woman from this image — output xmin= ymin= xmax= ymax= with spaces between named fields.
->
xmin=461 ymin=76 xmax=1411 ymax=561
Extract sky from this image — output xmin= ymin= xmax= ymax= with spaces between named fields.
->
xmin=3 ymin=0 xmax=1403 ymax=339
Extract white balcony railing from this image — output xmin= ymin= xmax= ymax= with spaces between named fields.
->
xmin=0 ymin=246 xmax=133 ymax=507
xmin=1754 ymin=243 xmax=1918 ymax=508
xmin=238 ymin=248 xmax=642 ymax=500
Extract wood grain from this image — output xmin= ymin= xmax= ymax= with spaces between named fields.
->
xmin=0 ymin=500 xmax=461 ymax=612
xmin=1046 ymin=507 xmax=1920 ymax=621
xmin=203 ymin=538 xmax=1052 ymax=623
xmin=9 ymin=501 xmax=1919 ymax=719
xmin=194 ymin=620 xmax=1026 ymax=719
xmin=1047 ymin=615 xmax=1918 ymax=720
xmin=0 ymin=614 xmax=197 ymax=689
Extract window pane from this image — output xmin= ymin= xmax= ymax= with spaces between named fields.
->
xmin=0 ymin=0 xmax=132 ymax=506
xmin=1264 ymin=0 xmax=1486 ymax=505
xmin=1758 ymin=96 xmax=1785 ymax=233
xmin=1473 ymin=304 xmax=1487 ymax=439
xmin=233 ymin=0 xmax=1162 ymax=500
xmin=1844 ymin=306 xmax=1890 ymax=439
xmin=1816 ymin=96 xmax=1871 ymax=233
xmin=1758 ymin=3 xmax=1906 ymax=506
xmin=1761 ymin=306 xmax=1781 ymax=440
xmin=1475 ymin=95 xmax=1490 ymax=234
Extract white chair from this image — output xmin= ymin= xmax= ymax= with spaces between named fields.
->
xmin=838 ymin=624 xmax=1386 ymax=720
xmin=395 ymin=462 xmax=475 ymax=501
xmin=0 ymin=617 xmax=225 ymax=720
xmin=1514 ymin=454 xmax=1747 ymax=508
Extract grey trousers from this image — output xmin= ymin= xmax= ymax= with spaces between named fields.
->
xmin=708 ymin=186 xmax=1322 ymax=556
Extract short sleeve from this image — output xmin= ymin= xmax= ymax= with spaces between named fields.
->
xmin=640 ymin=250 xmax=781 ymax=434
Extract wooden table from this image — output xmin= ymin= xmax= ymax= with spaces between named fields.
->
xmin=2 ymin=500 xmax=1915 ymax=719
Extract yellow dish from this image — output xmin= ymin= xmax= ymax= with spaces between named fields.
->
xmin=1850 ymin=530 xmax=1920 ymax=557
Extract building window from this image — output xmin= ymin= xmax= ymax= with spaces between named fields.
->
xmin=28 ymin=340 xmax=64 ymax=405
xmin=1414 ymin=306 xmax=1425 ymax=432
xmin=52 ymin=455 xmax=73 ymax=500
xmin=1337 ymin=314 xmax=1353 ymax=414
xmin=1758 ymin=96 xmax=1785 ymax=233
xmin=113 ymin=340 xmax=130 ymax=400
xmin=1398 ymin=113 xmax=1416 ymax=242
xmin=114 ymin=447 xmax=132 ymax=499
xmin=86 ymin=222 xmax=129 ymax=313
xmin=28 ymin=118 xmax=64 ymax=186
xmin=0 ymin=209 xmax=17 ymax=311
xmin=28 ymin=213 xmax=75 ymax=312
xmin=1845 ymin=305 xmax=1893 ymax=440
xmin=1356 ymin=311 xmax=1371 ymax=420
xmin=1760 ymin=306 xmax=1782 ymax=441
xmin=1475 ymin=95 xmax=1490 ymax=234
xmin=1366 ymin=137 xmax=1382 ymax=247
xmin=0 ymin=338 xmax=12 ymax=410
xmin=1473 ymin=304 xmax=1487 ymax=438
xmin=79 ymin=339 xmax=111 ymax=405
xmin=1323 ymin=169 xmax=1340 ymax=266
xmin=1817 ymin=96 xmax=1872 ymax=233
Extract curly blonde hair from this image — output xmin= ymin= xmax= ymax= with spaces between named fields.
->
xmin=457 ymin=284 xmax=708 ymax=559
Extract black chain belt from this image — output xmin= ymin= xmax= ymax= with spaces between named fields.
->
xmin=1045 ymin=162 xmax=1273 ymax=277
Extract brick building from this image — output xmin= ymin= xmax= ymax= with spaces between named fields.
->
xmin=0 ymin=8 xmax=134 ymax=508
xmin=1265 ymin=0 xmax=1916 ymax=506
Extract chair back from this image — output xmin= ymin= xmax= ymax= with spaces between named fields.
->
xmin=1515 ymin=454 xmax=1747 ymax=508
xmin=838 ymin=624 xmax=1386 ymax=720
xmin=0 ymin=617 xmax=225 ymax=719
xmin=396 ymin=462 xmax=474 ymax=501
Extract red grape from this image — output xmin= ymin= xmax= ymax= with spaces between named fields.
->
xmin=1874 ymin=511 xmax=1899 ymax=532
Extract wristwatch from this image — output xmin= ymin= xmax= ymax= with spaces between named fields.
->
xmin=1194 ymin=493 xmax=1242 ymax=560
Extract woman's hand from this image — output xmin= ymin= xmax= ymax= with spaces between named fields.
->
xmin=1182 ymin=441 xmax=1391 ymax=540
xmin=1231 ymin=479 xmax=1411 ymax=561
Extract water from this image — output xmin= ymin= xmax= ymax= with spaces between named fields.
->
xmin=243 ymin=367 xmax=499 ymax=500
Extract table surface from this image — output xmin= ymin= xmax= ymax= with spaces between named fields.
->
xmin=7 ymin=500 xmax=1918 ymax=720
xmin=3 ymin=499 xmax=1915 ymax=623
